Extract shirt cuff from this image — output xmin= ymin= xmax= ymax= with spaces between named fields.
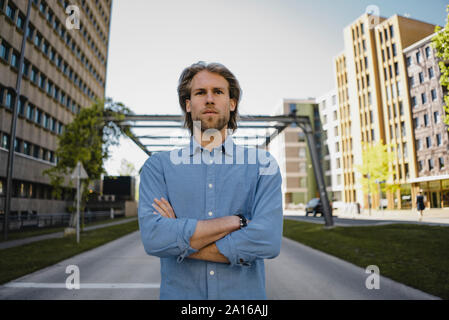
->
xmin=215 ymin=235 xmax=252 ymax=267
xmin=176 ymin=218 xmax=198 ymax=263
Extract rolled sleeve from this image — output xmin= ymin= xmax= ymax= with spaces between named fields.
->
xmin=138 ymin=155 xmax=198 ymax=261
xmin=216 ymin=152 xmax=283 ymax=267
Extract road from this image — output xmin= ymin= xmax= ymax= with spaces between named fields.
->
xmin=0 ymin=231 xmax=440 ymax=300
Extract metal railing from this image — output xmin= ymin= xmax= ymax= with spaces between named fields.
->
xmin=0 ymin=210 xmax=125 ymax=232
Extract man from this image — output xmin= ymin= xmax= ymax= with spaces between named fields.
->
xmin=138 ymin=61 xmax=283 ymax=300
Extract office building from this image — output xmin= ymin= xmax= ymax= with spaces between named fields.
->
xmin=404 ymin=33 xmax=449 ymax=208
xmin=317 ymin=89 xmax=343 ymax=202
xmin=270 ymin=98 xmax=325 ymax=208
xmin=0 ymin=0 xmax=112 ymax=217
xmin=335 ymin=13 xmax=437 ymax=209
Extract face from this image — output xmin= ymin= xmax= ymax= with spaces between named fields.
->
xmin=186 ymin=70 xmax=236 ymax=134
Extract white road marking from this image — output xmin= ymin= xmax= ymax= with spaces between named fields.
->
xmin=1 ymin=282 xmax=160 ymax=289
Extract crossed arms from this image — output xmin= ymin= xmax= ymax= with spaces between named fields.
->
xmin=151 ymin=197 xmax=241 ymax=264
xmin=138 ymin=154 xmax=283 ymax=267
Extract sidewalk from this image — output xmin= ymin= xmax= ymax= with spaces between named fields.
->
xmin=0 ymin=217 xmax=138 ymax=250
xmin=284 ymin=207 xmax=449 ymax=226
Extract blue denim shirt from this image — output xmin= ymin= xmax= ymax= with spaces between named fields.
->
xmin=138 ymin=134 xmax=283 ymax=300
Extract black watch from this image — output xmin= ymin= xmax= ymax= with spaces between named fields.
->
xmin=235 ymin=214 xmax=247 ymax=228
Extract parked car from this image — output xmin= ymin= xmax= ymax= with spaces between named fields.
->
xmin=305 ymin=198 xmax=323 ymax=217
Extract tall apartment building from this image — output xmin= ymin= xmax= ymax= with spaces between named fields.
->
xmin=270 ymin=99 xmax=325 ymax=208
xmin=335 ymin=13 xmax=437 ymax=209
xmin=317 ymin=89 xmax=343 ymax=202
xmin=0 ymin=0 xmax=112 ymax=216
xmin=404 ymin=34 xmax=449 ymax=208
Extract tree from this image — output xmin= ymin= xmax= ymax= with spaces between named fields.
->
xmin=355 ymin=141 xmax=395 ymax=210
xmin=432 ymin=5 xmax=449 ymax=128
xmin=43 ymin=98 xmax=132 ymax=229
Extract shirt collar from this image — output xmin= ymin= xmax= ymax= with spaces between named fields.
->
xmin=189 ymin=133 xmax=234 ymax=157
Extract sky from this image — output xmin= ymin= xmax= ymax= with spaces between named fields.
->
xmin=103 ymin=0 xmax=447 ymax=175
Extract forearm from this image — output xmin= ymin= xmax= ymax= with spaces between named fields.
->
xmin=188 ymin=243 xmax=230 ymax=264
xmin=190 ymin=215 xmax=240 ymax=250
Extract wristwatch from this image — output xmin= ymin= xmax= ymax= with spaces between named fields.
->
xmin=235 ymin=214 xmax=248 ymax=229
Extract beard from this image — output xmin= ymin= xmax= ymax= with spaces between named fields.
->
xmin=192 ymin=112 xmax=230 ymax=133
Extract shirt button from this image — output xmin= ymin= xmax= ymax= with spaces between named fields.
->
xmin=209 ymin=183 xmax=213 ymax=189
xmin=208 ymin=211 xmax=213 ymax=216
xmin=210 ymin=270 xmax=215 ymax=276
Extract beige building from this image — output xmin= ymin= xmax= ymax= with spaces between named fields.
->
xmin=270 ymin=98 xmax=325 ymax=208
xmin=335 ymin=13 xmax=438 ymax=209
xmin=404 ymin=33 xmax=449 ymax=208
xmin=0 ymin=0 xmax=112 ymax=217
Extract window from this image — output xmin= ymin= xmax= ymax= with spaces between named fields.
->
xmin=23 ymin=141 xmax=31 ymax=155
xmin=421 ymin=93 xmax=427 ymax=104
xmin=2 ymin=133 xmax=10 ymax=149
xmin=33 ymin=145 xmax=40 ymax=158
xmin=439 ymin=157 xmax=445 ymax=169
xmin=431 ymin=89 xmax=437 ymax=101
xmin=0 ymin=41 xmax=10 ymax=61
xmin=429 ymin=67 xmax=434 ymax=79
xmin=419 ymin=72 xmax=424 ymax=84
xmin=399 ymin=101 xmax=404 ymax=115
xmin=414 ymin=117 xmax=420 ymax=129
xmin=434 ymin=111 xmax=440 ymax=123
xmin=406 ymin=56 xmax=412 ymax=67
xmin=26 ymin=104 xmax=34 ymax=120
xmin=425 ymin=47 xmax=431 ymax=58
xmin=6 ymin=3 xmax=16 ymax=21
xmin=39 ymin=74 xmax=46 ymax=89
xmin=389 ymin=25 xmax=394 ymax=38
xmin=428 ymin=158 xmax=434 ymax=171
xmin=10 ymin=51 xmax=19 ymax=69
xmin=14 ymin=138 xmax=21 ymax=152
xmin=392 ymin=43 xmax=397 ymax=56
xmin=416 ymin=52 xmax=421 ymax=64
xmin=34 ymin=33 xmax=42 ymax=47
xmin=394 ymin=62 xmax=399 ymax=76
xmin=5 ymin=90 xmax=14 ymax=109
xmin=411 ymin=96 xmax=417 ymax=107
xmin=418 ymin=160 xmax=424 ymax=171
xmin=35 ymin=108 xmax=42 ymax=125
xmin=31 ymin=67 xmax=38 ymax=83
xmin=16 ymin=13 xmax=25 ymax=30
xmin=426 ymin=136 xmax=431 ymax=148
xmin=424 ymin=113 xmax=429 ymax=126
xmin=416 ymin=138 xmax=422 ymax=150
xmin=436 ymin=133 xmax=442 ymax=146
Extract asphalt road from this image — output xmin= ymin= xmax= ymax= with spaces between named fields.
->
xmin=0 ymin=231 xmax=440 ymax=300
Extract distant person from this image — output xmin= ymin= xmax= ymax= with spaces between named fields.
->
xmin=416 ymin=191 xmax=425 ymax=219
xmin=138 ymin=61 xmax=283 ymax=299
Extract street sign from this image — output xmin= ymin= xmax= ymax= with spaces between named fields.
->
xmin=71 ymin=162 xmax=88 ymax=180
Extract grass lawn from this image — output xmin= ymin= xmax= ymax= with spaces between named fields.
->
xmin=0 ymin=216 xmax=133 ymax=243
xmin=0 ymin=220 xmax=139 ymax=285
xmin=283 ymin=219 xmax=449 ymax=299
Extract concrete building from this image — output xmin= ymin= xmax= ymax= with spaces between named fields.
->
xmin=0 ymin=0 xmax=112 ymax=217
xmin=317 ymin=89 xmax=343 ymax=202
xmin=270 ymin=98 xmax=325 ymax=208
xmin=335 ymin=12 xmax=438 ymax=209
xmin=404 ymin=33 xmax=449 ymax=208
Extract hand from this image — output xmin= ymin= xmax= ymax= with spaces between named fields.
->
xmin=152 ymin=197 xmax=176 ymax=219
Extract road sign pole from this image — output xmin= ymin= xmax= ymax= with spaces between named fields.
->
xmin=76 ymin=175 xmax=80 ymax=244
